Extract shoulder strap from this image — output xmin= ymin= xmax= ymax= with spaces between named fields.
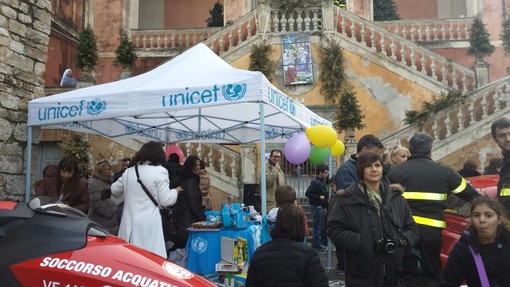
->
xmin=135 ymin=164 xmax=159 ymax=207
xmin=468 ymin=245 xmax=490 ymax=287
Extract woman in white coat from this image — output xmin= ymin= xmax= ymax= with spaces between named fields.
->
xmin=111 ymin=141 xmax=181 ymax=258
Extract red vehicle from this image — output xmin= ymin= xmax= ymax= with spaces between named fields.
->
xmin=0 ymin=196 xmax=216 ymax=287
xmin=440 ymin=175 xmax=499 ymax=267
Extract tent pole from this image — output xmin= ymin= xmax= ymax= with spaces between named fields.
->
xmin=25 ymin=126 xmax=33 ymax=202
xmin=327 ymin=152 xmax=333 ymax=270
xmin=259 ymin=102 xmax=266 ymax=215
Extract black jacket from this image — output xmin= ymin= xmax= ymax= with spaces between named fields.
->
xmin=497 ymin=151 xmax=510 ymax=217
xmin=171 ymin=174 xmax=205 ymax=249
xmin=441 ymin=228 xmax=510 ymax=287
xmin=305 ymin=176 xmax=329 ymax=208
xmin=246 ymin=237 xmax=328 ymax=287
xmin=388 ymin=154 xmax=479 ymax=228
xmin=327 ymin=180 xmax=418 ymax=287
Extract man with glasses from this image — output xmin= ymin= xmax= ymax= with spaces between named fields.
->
xmin=266 ymin=149 xmax=286 ymax=211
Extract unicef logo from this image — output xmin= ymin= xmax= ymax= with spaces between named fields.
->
xmin=191 ymin=236 xmax=208 ymax=254
xmin=222 ymin=83 xmax=247 ymax=101
xmin=87 ymin=98 xmax=107 ymax=116
xmin=289 ymin=100 xmax=296 ymax=115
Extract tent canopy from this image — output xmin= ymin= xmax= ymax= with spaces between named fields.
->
xmin=26 ymin=43 xmax=332 ymax=214
xmin=28 ymin=43 xmax=331 ymax=143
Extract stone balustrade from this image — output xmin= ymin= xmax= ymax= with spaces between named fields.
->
xmin=131 ymin=27 xmax=221 ymax=50
xmin=181 ymin=142 xmax=241 ymax=197
xmin=382 ymin=76 xmax=510 ymax=158
xmin=203 ymin=11 xmax=258 ymax=56
xmin=333 ymin=9 xmax=475 ymax=92
xmin=270 ymin=7 xmax=322 ymax=33
xmin=378 ymin=18 xmax=472 ymax=42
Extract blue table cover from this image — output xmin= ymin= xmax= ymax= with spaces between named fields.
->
xmin=186 ymin=223 xmax=262 ymax=275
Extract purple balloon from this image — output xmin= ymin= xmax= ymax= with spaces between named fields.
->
xmin=284 ymin=132 xmax=311 ymax=164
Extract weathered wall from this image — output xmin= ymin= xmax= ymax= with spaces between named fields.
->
xmin=0 ymin=1 xmax=52 ymax=200
xmin=229 ymin=42 xmax=435 ymax=140
xmin=164 ymin=0 xmax=224 ymax=28
xmin=440 ymin=134 xmax=501 ymax=173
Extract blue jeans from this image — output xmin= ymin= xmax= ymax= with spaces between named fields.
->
xmin=310 ymin=205 xmax=325 ymax=249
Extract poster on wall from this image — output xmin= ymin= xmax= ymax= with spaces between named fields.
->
xmin=282 ymin=34 xmax=313 ymax=85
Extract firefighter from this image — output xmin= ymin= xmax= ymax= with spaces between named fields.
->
xmin=388 ymin=132 xmax=479 ymax=287
xmin=334 ymin=0 xmax=347 ymax=9
xmin=491 ymin=117 xmax=510 ymax=217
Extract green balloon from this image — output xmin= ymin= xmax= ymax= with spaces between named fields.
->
xmin=309 ymin=145 xmax=329 ymax=164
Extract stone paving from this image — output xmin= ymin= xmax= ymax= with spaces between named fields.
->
xmin=317 ymin=245 xmax=346 ymax=287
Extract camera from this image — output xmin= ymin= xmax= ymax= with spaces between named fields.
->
xmin=375 ymin=239 xmax=396 ymax=254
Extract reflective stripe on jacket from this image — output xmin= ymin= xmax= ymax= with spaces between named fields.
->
xmin=388 ymin=154 xmax=479 ymax=229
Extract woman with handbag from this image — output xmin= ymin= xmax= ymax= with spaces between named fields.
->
xmin=111 ymin=141 xmax=181 ymax=258
xmin=441 ymin=196 xmax=510 ymax=287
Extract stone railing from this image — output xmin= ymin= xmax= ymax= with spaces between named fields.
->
xmin=270 ymin=6 xmax=322 ymax=33
xmin=131 ymin=27 xmax=222 ymax=50
xmin=203 ymin=10 xmax=258 ymax=56
xmin=332 ymin=9 xmax=476 ymax=92
xmin=378 ymin=18 xmax=473 ymax=43
xmin=382 ymin=76 xmax=510 ymax=159
xmin=180 ymin=142 xmax=241 ymax=197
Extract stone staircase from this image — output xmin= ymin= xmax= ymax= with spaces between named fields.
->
xmin=381 ymin=76 xmax=510 ymax=161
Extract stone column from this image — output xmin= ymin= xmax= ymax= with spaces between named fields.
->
xmin=240 ymin=144 xmax=257 ymax=184
xmin=473 ymin=59 xmax=490 ymax=88
xmin=0 ymin=1 xmax=52 ymax=200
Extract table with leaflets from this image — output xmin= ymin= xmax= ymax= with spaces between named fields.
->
xmin=186 ymin=222 xmax=262 ymax=275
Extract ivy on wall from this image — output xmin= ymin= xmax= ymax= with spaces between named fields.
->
xmin=249 ymin=42 xmax=275 ymax=81
xmin=403 ymin=90 xmax=466 ymax=127
xmin=318 ymin=39 xmax=365 ymax=133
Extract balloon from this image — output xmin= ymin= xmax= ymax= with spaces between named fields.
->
xmin=331 ymin=140 xmax=345 ymax=156
xmin=305 ymin=125 xmax=337 ymax=148
xmin=308 ymin=145 xmax=329 ymax=164
xmin=284 ymin=132 xmax=311 ymax=164
xmin=165 ymin=144 xmax=184 ymax=163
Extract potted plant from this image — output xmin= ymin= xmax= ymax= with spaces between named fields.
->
xmin=76 ymin=24 xmax=99 ymax=84
xmin=114 ymin=29 xmax=138 ymax=79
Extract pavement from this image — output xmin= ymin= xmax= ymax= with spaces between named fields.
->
xmin=316 ymin=244 xmax=346 ymax=287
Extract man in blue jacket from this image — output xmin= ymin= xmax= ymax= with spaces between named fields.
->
xmin=305 ymin=164 xmax=330 ymax=251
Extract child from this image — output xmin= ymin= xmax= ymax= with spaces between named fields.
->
xmin=266 ymin=185 xmax=308 ymax=237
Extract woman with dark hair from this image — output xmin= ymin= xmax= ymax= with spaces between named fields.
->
xmin=111 ymin=141 xmax=181 ymax=258
xmin=246 ymin=204 xmax=328 ymax=287
xmin=441 ymin=196 xmax=510 ymax=286
xmin=34 ymin=156 xmax=89 ymax=213
xmin=169 ymin=155 xmax=206 ymax=266
xmin=327 ymin=151 xmax=418 ymax=287
xmin=88 ymin=160 xmax=119 ymax=235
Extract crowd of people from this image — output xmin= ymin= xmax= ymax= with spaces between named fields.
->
xmin=32 ymin=117 xmax=510 ymax=286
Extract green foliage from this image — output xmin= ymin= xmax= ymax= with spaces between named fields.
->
xmin=76 ymin=24 xmax=99 ymax=72
xmin=468 ymin=15 xmax=495 ymax=60
xmin=60 ymin=133 xmax=90 ymax=177
xmin=273 ymin=0 xmax=321 ymax=9
xmin=249 ymin=42 xmax=275 ymax=81
xmin=403 ymin=90 xmax=466 ymax=127
xmin=501 ymin=17 xmax=510 ymax=56
xmin=318 ymin=40 xmax=347 ymax=105
xmin=206 ymin=1 xmax=224 ymax=27
xmin=373 ymin=0 xmax=400 ymax=21
xmin=114 ymin=29 xmax=138 ymax=69
xmin=334 ymin=83 xmax=366 ymax=132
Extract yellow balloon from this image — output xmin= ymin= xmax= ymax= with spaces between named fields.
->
xmin=305 ymin=125 xmax=337 ymax=148
xmin=331 ymin=140 xmax=345 ymax=156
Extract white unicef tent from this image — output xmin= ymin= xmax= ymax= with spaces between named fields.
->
xmin=26 ymin=43 xmax=332 ymax=214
